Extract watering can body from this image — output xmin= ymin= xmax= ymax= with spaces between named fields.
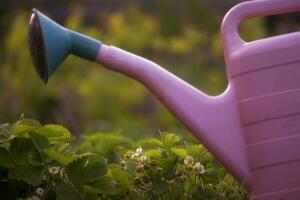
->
xmin=28 ymin=0 xmax=300 ymax=199
xmin=221 ymin=0 xmax=300 ymax=199
xmin=226 ymin=32 xmax=300 ymax=200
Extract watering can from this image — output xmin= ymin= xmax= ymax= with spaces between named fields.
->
xmin=28 ymin=0 xmax=300 ymax=199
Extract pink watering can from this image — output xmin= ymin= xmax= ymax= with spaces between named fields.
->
xmin=28 ymin=0 xmax=300 ymax=199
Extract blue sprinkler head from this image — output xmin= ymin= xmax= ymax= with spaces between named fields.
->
xmin=28 ymin=9 xmax=101 ymax=83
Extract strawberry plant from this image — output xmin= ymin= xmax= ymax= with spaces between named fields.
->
xmin=0 ymin=116 xmax=247 ymax=200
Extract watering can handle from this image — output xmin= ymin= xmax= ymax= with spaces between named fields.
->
xmin=221 ymin=0 xmax=300 ymax=55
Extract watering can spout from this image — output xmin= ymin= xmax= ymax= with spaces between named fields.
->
xmin=28 ymin=9 xmax=251 ymax=187
xmin=97 ymin=45 xmax=251 ymax=185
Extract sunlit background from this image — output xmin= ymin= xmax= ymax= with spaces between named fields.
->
xmin=0 ymin=0 xmax=299 ymax=139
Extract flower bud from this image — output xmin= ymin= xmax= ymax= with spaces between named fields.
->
xmin=35 ymin=188 xmax=44 ymax=196
xmin=48 ymin=167 xmax=60 ymax=175
xmin=136 ymin=164 xmax=144 ymax=173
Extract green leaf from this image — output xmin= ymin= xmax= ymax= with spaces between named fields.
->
xmin=82 ymin=185 xmax=100 ymax=195
xmin=0 ymin=136 xmax=14 ymax=144
xmin=56 ymin=143 xmax=70 ymax=152
xmin=184 ymin=180 xmax=199 ymax=194
xmin=124 ymin=160 xmax=138 ymax=177
xmin=186 ymin=144 xmax=206 ymax=158
xmin=0 ymin=134 xmax=14 ymax=145
xmin=0 ymin=123 xmax=14 ymax=143
xmin=160 ymin=156 xmax=178 ymax=179
xmin=8 ymin=166 xmax=42 ymax=186
xmin=0 ymin=123 xmax=10 ymax=136
xmin=15 ymin=118 xmax=41 ymax=127
xmin=82 ymin=175 xmax=116 ymax=195
xmin=29 ymin=132 xmax=50 ymax=154
xmin=137 ymin=138 xmax=163 ymax=148
xmin=109 ymin=164 xmax=132 ymax=192
xmin=161 ymin=132 xmax=180 ymax=148
xmin=66 ymin=154 xmax=107 ymax=185
xmin=11 ymin=125 xmax=34 ymax=136
xmin=202 ymin=153 xmax=214 ymax=165
xmin=0 ymin=147 xmax=14 ymax=168
xmin=43 ymin=149 xmax=74 ymax=166
xmin=170 ymin=147 xmax=187 ymax=158
xmin=28 ymin=150 xmax=44 ymax=166
xmin=11 ymin=118 xmax=41 ymax=136
xmin=0 ymin=142 xmax=10 ymax=150
xmin=84 ymin=133 xmax=127 ymax=156
xmin=34 ymin=125 xmax=71 ymax=142
xmin=56 ymin=183 xmax=83 ymax=200
xmin=28 ymin=133 xmax=51 ymax=166
xmin=153 ymin=179 xmax=168 ymax=194
xmin=9 ymin=137 xmax=34 ymax=165
xmin=144 ymin=149 xmax=162 ymax=158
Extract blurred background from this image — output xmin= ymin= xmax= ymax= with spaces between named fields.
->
xmin=0 ymin=0 xmax=299 ymax=139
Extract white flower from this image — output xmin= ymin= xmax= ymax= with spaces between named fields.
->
xmin=132 ymin=146 xmax=143 ymax=158
xmin=193 ymin=162 xmax=205 ymax=174
xmin=48 ymin=167 xmax=60 ymax=174
xmin=36 ymin=187 xmax=44 ymax=196
xmin=135 ymin=146 xmax=143 ymax=156
xmin=184 ymin=155 xmax=194 ymax=166
xmin=199 ymin=166 xmax=205 ymax=174
xmin=193 ymin=162 xmax=201 ymax=170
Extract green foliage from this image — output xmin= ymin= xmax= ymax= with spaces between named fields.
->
xmin=66 ymin=154 xmax=107 ymax=185
xmin=0 ymin=117 xmax=247 ymax=199
xmin=8 ymin=166 xmax=43 ymax=186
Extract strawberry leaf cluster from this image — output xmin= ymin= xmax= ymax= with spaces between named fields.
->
xmin=0 ymin=116 xmax=247 ymax=200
